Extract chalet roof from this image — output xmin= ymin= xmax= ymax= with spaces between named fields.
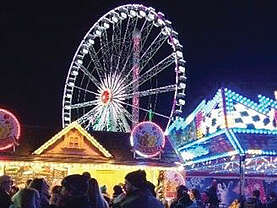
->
xmin=0 ymin=123 xmax=180 ymax=167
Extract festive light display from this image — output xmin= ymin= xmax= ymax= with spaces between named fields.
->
xmin=62 ymin=4 xmax=186 ymax=133
xmin=33 ymin=121 xmax=112 ymax=158
xmin=0 ymin=108 xmax=21 ymax=151
xmin=130 ymin=121 xmax=165 ymax=158
xmin=169 ymin=88 xmax=277 ymax=174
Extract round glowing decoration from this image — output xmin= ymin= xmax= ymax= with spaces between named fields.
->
xmin=130 ymin=121 xmax=165 ymax=158
xmin=164 ymin=170 xmax=185 ymax=200
xmin=0 ymin=108 xmax=21 ymax=151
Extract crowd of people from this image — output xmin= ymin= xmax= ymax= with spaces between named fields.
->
xmin=0 ymin=172 xmax=277 ymax=208
xmin=168 ymin=180 xmax=277 ymax=208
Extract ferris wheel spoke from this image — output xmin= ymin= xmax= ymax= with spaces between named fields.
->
xmin=119 ymin=54 xmax=175 ymax=94
xmin=113 ymin=21 xmax=122 ymax=54
xmin=115 ymin=17 xmax=131 ymax=72
xmin=88 ymin=46 xmax=105 ymax=78
xmin=115 ymin=84 xmax=176 ymax=100
xmin=111 ymin=22 xmax=122 ymax=70
xmin=119 ymin=49 xmax=134 ymax=77
xmin=97 ymin=108 xmax=109 ymax=130
xmin=69 ymin=100 xmax=99 ymax=109
xmin=90 ymin=107 xmax=108 ymax=130
xmin=108 ymin=107 xmax=118 ymax=131
xmin=140 ymin=20 xmax=154 ymax=49
xmin=120 ymin=112 xmax=131 ymax=132
xmin=122 ymin=107 xmax=133 ymax=122
xmin=67 ymin=84 xmax=98 ymax=96
xmin=116 ymin=100 xmax=170 ymax=119
xmin=116 ymin=17 xmax=138 ymax=72
xmin=76 ymin=105 xmax=101 ymax=124
xmin=140 ymin=32 xmax=168 ymax=71
xmin=137 ymin=54 xmax=175 ymax=87
xmin=111 ymin=101 xmax=132 ymax=122
xmin=121 ymin=17 xmax=139 ymax=63
xmin=64 ymin=5 xmax=182 ymax=132
xmin=112 ymin=102 xmax=131 ymax=132
xmin=77 ymin=63 xmax=102 ymax=88
xmin=100 ymin=30 xmax=111 ymax=73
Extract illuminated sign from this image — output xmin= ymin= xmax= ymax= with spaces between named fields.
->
xmin=164 ymin=170 xmax=185 ymax=200
xmin=0 ymin=108 xmax=21 ymax=151
xmin=130 ymin=121 xmax=165 ymax=158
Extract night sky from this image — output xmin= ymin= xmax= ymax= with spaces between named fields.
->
xmin=1 ymin=0 xmax=277 ymax=131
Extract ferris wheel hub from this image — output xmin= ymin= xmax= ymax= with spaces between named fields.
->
xmin=101 ymin=89 xmax=112 ymax=105
xmin=62 ymin=4 xmax=186 ymax=132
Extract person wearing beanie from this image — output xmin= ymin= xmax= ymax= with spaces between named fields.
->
xmin=116 ymin=170 xmax=164 ymax=208
xmin=29 ymin=178 xmax=50 ymax=208
xmin=0 ymin=175 xmax=13 ymax=208
xmin=59 ymin=174 xmax=90 ymax=208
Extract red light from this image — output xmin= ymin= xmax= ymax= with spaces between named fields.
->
xmin=101 ymin=90 xmax=111 ymax=105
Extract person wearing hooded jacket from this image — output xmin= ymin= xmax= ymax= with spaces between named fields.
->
xmin=115 ymin=170 xmax=164 ymax=208
xmin=59 ymin=174 xmax=91 ymax=208
xmin=0 ymin=175 xmax=13 ymax=208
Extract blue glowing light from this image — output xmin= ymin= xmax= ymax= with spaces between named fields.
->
xmin=168 ymin=88 xmax=277 ymax=165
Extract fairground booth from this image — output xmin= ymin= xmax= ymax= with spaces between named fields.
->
xmin=168 ymin=88 xmax=277 ymax=206
xmin=0 ymin=109 xmax=184 ymax=200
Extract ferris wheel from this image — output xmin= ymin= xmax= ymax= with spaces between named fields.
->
xmin=62 ymin=4 xmax=186 ymax=132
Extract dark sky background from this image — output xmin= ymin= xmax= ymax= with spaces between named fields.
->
xmin=1 ymin=0 xmax=277 ymax=131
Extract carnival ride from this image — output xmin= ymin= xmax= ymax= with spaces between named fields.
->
xmin=168 ymin=88 xmax=277 ymax=176
xmin=62 ymin=4 xmax=186 ymax=133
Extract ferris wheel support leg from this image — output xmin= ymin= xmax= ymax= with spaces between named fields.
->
xmin=132 ymin=30 xmax=141 ymax=129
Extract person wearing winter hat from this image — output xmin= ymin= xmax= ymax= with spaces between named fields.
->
xmin=0 ymin=175 xmax=13 ymax=208
xmin=60 ymin=174 xmax=90 ymax=208
xmin=29 ymin=178 xmax=50 ymax=208
xmin=116 ymin=170 xmax=164 ymax=208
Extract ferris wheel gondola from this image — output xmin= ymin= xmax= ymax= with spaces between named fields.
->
xmin=62 ymin=4 xmax=186 ymax=132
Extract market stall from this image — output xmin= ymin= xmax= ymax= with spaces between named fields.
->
xmin=0 ymin=116 xmax=180 ymax=197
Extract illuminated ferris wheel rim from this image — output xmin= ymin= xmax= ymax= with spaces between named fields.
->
xmin=62 ymin=4 xmax=187 ymax=132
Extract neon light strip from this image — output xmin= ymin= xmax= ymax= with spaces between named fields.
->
xmin=228 ymin=129 xmax=244 ymax=154
xmin=185 ymin=150 xmax=238 ymax=166
xmin=224 ymin=88 xmax=277 ymax=115
xmin=246 ymin=149 xmax=277 ymax=155
xmin=225 ymin=130 xmax=240 ymax=154
xmin=202 ymin=89 xmax=222 ymax=115
xmin=177 ymin=129 xmax=226 ymax=152
xmin=33 ymin=121 xmax=112 ymax=158
xmin=183 ymin=100 xmax=206 ymax=127
xmin=168 ymin=100 xmax=206 ymax=133
xmin=232 ymin=128 xmax=277 ymax=135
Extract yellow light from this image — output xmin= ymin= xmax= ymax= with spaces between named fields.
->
xmin=33 ymin=122 xmax=112 ymax=158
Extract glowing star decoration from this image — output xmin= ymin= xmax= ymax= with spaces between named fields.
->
xmin=130 ymin=121 xmax=165 ymax=158
xmin=0 ymin=108 xmax=21 ymax=151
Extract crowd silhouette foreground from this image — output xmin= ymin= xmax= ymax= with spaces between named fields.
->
xmin=0 ymin=171 xmax=277 ymax=208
